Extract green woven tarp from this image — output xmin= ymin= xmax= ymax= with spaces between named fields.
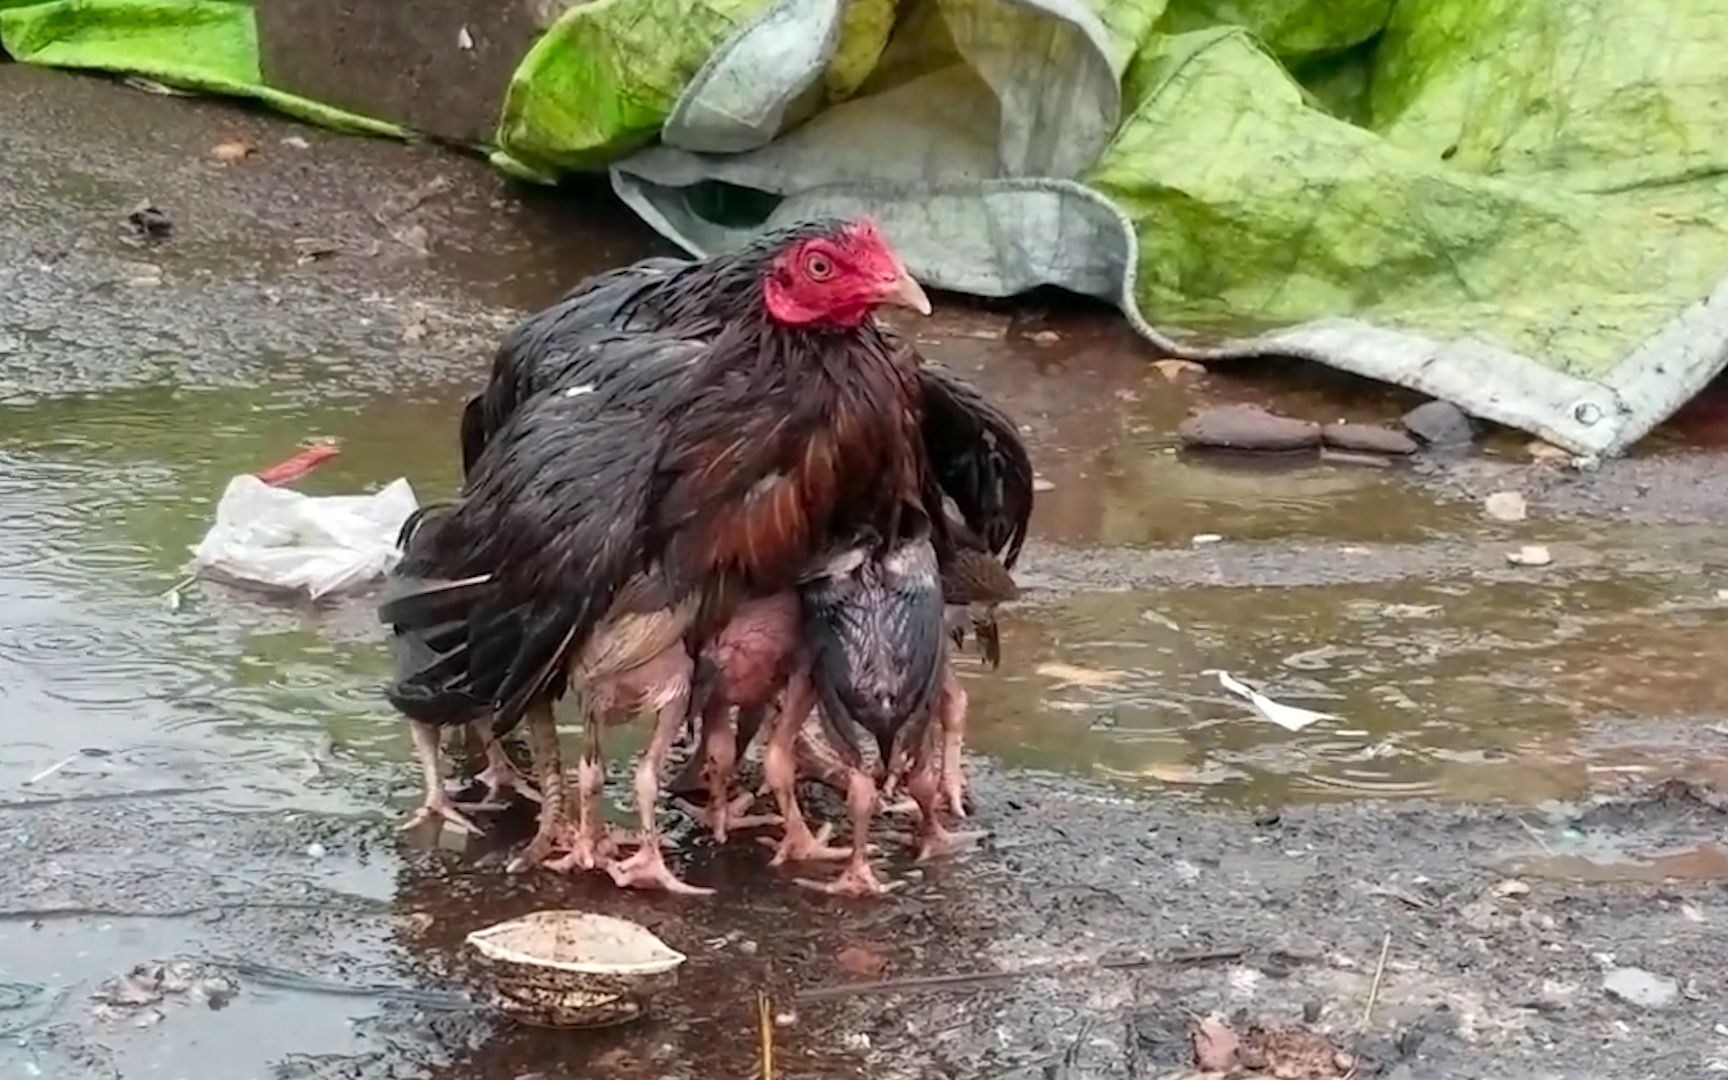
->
xmin=7 ymin=0 xmax=1728 ymax=454
xmin=0 ymin=0 xmax=401 ymax=135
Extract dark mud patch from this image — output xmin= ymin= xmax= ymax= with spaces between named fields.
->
xmin=10 ymin=768 xmax=1728 ymax=1079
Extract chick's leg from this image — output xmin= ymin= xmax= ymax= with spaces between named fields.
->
xmin=908 ymin=718 xmax=985 ymax=862
xmin=936 ymin=666 xmax=970 ymax=819
xmin=545 ymin=714 xmax=621 ymax=872
xmin=608 ymin=676 xmax=713 ymax=895
xmin=763 ymin=674 xmax=849 ymax=865
xmin=507 ymin=703 xmax=569 ymax=871
xmin=694 ymin=704 xmax=780 ymax=843
xmin=400 ymin=720 xmax=484 ymax=835
xmin=796 ymin=765 xmax=894 ymax=897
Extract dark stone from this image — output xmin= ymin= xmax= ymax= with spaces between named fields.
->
xmin=1401 ymin=400 xmax=1477 ymax=447
xmin=256 ymin=0 xmax=578 ymax=146
xmin=1321 ymin=422 xmax=1418 ymax=455
xmin=1253 ymin=808 xmax=1282 ymax=827
xmin=1177 ymin=404 xmax=1322 ymax=452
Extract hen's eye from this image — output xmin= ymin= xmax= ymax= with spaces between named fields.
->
xmin=804 ymin=253 xmax=834 ymax=281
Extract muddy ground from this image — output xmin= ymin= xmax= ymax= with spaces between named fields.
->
xmin=4 ymin=63 xmax=1728 ymax=1080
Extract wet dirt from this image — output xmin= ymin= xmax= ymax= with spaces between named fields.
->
xmin=5 ymin=64 xmax=1728 ymax=1080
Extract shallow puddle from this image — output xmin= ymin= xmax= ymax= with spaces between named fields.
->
xmin=6 ymin=62 xmax=1728 ymax=1080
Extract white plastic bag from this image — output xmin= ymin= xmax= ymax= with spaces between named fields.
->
xmin=190 ymin=475 xmax=419 ymax=600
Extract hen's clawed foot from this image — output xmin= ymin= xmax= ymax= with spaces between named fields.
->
xmin=400 ymin=790 xmax=485 ymax=836
xmin=795 ymin=859 xmax=899 ymax=897
xmin=543 ymin=825 xmax=631 ymax=873
xmin=762 ymin=821 xmax=853 ymax=865
xmin=675 ymin=792 xmax=781 ymax=845
xmin=940 ymin=772 xmax=968 ymax=819
xmin=916 ymin=825 xmax=985 ymax=863
xmin=474 ymin=755 xmax=541 ymax=806
xmin=606 ymin=843 xmax=714 ymax=896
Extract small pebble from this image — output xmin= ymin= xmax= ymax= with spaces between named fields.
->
xmin=1192 ymin=533 xmax=1222 ymax=545
xmin=1507 ymin=544 xmax=1552 ymax=567
xmin=1401 ymin=400 xmax=1476 ymax=446
xmin=1603 ymin=966 xmax=1679 ymax=1009
xmin=305 ymin=842 xmax=328 ymax=859
xmin=1484 ymin=491 xmax=1528 ymax=522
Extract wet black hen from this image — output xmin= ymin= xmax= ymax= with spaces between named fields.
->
xmin=379 ymin=219 xmax=937 ymax=890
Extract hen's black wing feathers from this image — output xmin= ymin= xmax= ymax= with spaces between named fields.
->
xmin=917 ymin=364 xmax=1034 ymax=569
xmin=383 ymin=331 xmax=706 ymax=730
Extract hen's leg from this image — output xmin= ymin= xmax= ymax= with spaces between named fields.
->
xmin=937 ymin=666 xmax=970 ymax=819
xmin=468 ymin=721 xmax=541 ymax=806
xmin=507 ymin=703 xmax=568 ymax=871
xmin=764 ymin=675 xmax=849 ymax=864
xmin=608 ymin=680 xmax=713 ymax=896
xmin=797 ymin=766 xmax=894 ymax=897
xmin=399 ymin=720 xmax=485 ymax=834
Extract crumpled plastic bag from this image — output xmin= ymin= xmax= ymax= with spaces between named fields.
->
xmin=190 ymin=475 xmax=418 ymax=600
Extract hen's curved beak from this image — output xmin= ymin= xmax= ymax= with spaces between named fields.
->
xmin=883 ymin=265 xmax=932 ymax=316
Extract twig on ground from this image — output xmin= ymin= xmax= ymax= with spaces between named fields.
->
xmin=1360 ymin=931 xmax=1392 ymax=1029
xmin=758 ymin=990 xmax=775 ymax=1080
xmin=1515 ymin=816 xmax=1555 ymax=855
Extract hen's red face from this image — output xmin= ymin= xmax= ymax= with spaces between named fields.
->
xmin=762 ymin=221 xmax=932 ymax=328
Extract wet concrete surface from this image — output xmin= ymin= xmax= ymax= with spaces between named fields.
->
xmin=5 ymin=64 xmax=1728 ymax=1079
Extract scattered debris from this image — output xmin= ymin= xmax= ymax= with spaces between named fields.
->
xmin=457 ymin=25 xmax=476 ymax=50
xmin=292 ymin=237 xmax=343 ymax=265
xmin=281 ymin=135 xmax=311 ymax=150
xmin=190 ymin=475 xmax=419 ymax=600
xmin=1152 ymin=358 xmax=1207 ymax=381
xmin=836 ymin=945 xmax=889 ymax=979
xmin=253 ymin=439 xmax=343 ymax=487
xmin=1484 ymin=491 xmax=1529 ymax=522
xmin=1192 ymin=533 xmax=1223 ymax=545
xmin=1602 ymin=966 xmax=1679 ymax=1009
xmin=1027 ymin=330 xmax=1061 ymax=346
xmin=210 ymin=139 xmax=258 ymax=163
xmin=1507 ymin=544 xmax=1553 ymax=567
xmin=402 ymin=310 xmax=435 ymax=343
xmin=127 ymin=201 xmax=173 ymax=240
xmin=1192 ymin=1015 xmax=1241 ymax=1071
xmin=375 ymin=176 xmax=454 ymax=223
xmin=1037 ymin=662 xmax=1130 ymax=690
xmin=391 ymin=222 xmax=432 ymax=256
xmin=1401 ymin=400 xmax=1476 ymax=446
xmin=91 ymin=963 xmax=236 ymax=1017
xmin=1032 ymin=475 xmax=1056 ymax=493
xmin=1321 ymin=422 xmax=1418 ymax=455
xmin=1179 ymin=403 xmax=1322 ymax=453
xmin=121 ymin=76 xmax=195 ymax=97
xmin=1191 ymin=1017 xmax=1358 ymax=1078
xmin=1212 ymin=671 xmax=1337 ymax=732
xmin=1493 ymin=879 xmax=1531 ymax=898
